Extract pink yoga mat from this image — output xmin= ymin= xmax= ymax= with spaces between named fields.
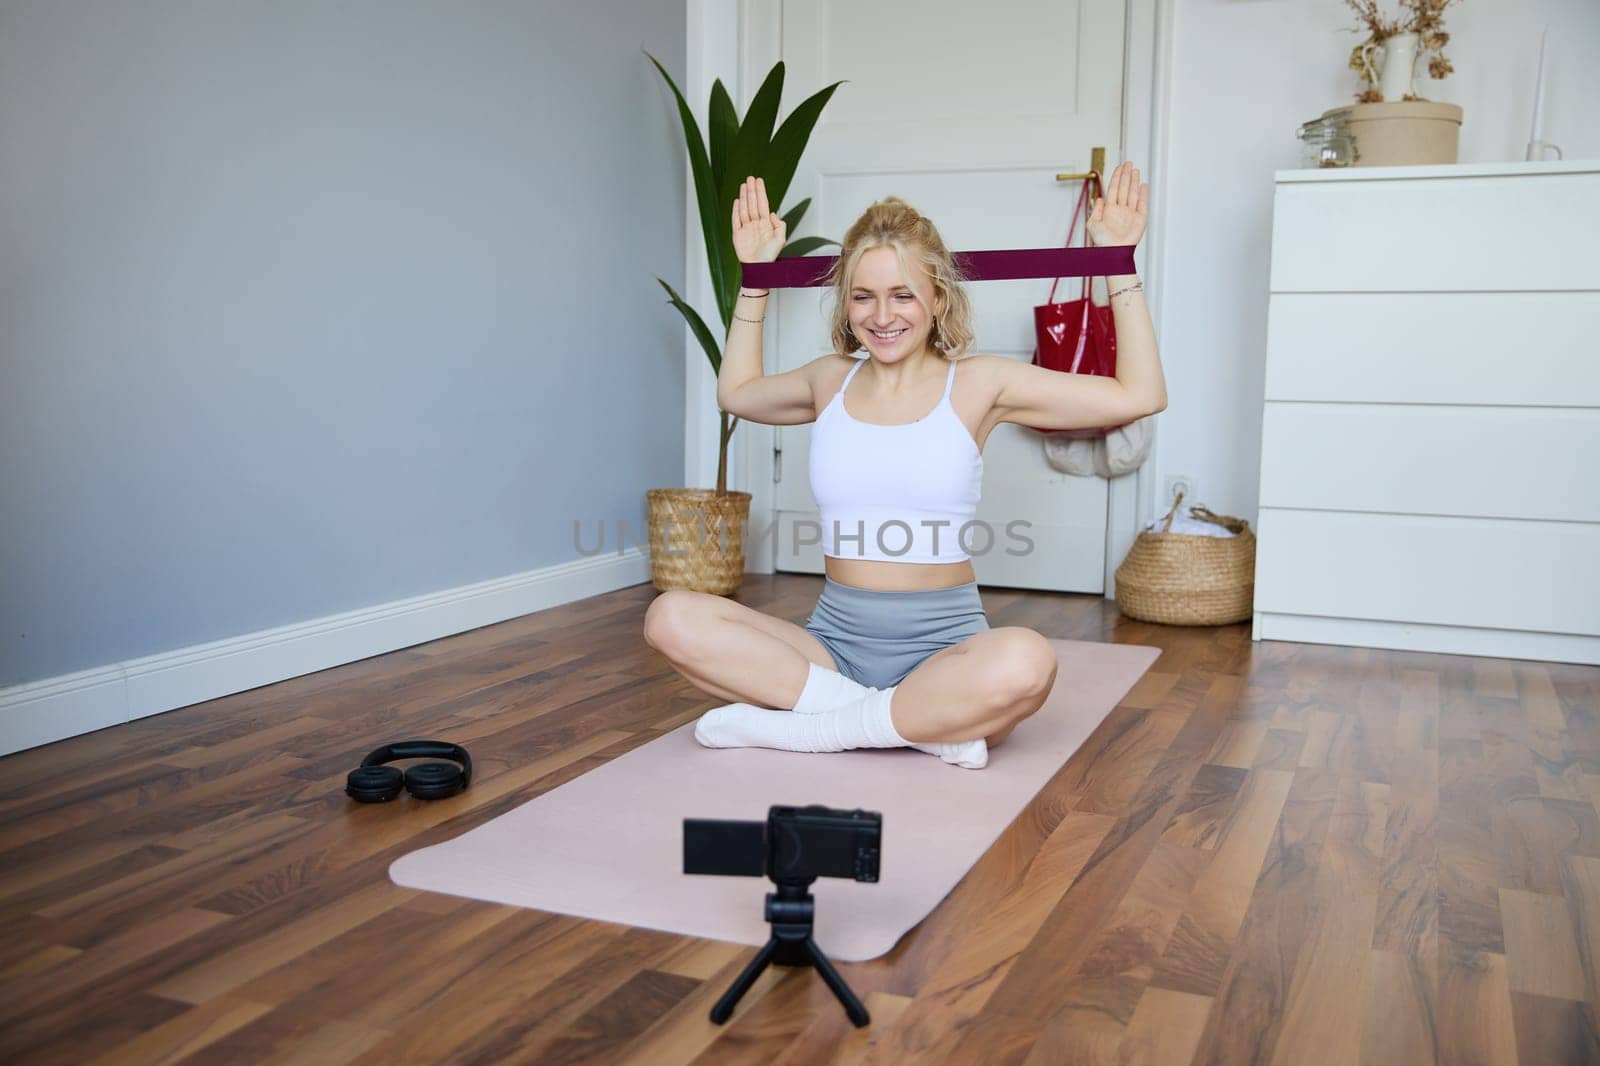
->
xmin=390 ymin=639 xmax=1160 ymax=962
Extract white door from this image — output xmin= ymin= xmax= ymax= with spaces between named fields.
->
xmin=762 ymin=0 xmax=1128 ymax=592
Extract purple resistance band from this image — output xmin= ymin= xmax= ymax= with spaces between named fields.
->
xmin=740 ymin=244 xmax=1137 ymax=289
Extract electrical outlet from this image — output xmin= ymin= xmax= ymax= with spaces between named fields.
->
xmin=1163 ymin=474 xmax=1195 ymax=506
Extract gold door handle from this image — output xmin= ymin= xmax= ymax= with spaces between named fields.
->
xmin=1056 ymin=147 xmax=1107 ymax=183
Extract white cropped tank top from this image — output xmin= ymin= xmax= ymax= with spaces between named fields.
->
xmin=809 ymin=357 xmax=984 ymax=564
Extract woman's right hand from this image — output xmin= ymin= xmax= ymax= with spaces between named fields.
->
xmin=731 ymin=176 xmax=786 ymax=264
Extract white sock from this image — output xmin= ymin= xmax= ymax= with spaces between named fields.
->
xmin=693 ymin=662 xmax=868 ymax=725
xmin=912 ymin=734 xmax=989 ymax=770
xmin=694 ymin=685 xmax=988 ymax=769
xmin=693 ymin=687 xmax=901 ymax=753
xmin=822 ymin=687 xmax=990 ymax=769
xmin=811 ymin=671 xmax=989 ymax=768
xmin=792 ymin=662 xmax=872 ymax=715
xmin=693 ymin=702 xmax=845 ymax=753
xmin=811 ymin=686 xmax=905 ymax=749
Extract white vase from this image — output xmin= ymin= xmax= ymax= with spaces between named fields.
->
xmin=1379 ymin=32 xmax=1421 ymax=102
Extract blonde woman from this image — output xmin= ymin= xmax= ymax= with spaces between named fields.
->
xmin=643 ymin=165 xmax=1164 ymax=769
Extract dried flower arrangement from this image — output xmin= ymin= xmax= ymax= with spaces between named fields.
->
xmin=1344 ymin=0 xmax=1460 ymax=102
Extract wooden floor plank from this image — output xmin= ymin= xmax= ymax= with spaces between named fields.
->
xmin=1510 ymin=990 xmax=1600 ymax=1066
xmin=1117 ymin=986 xmax=1212 ymax=1066
xmin=0 ymin=907 xmax=233 ymax=1036
xmin=1362 ymin=949 xmax=1440 ymax=1066
xmin=613 ymin=948 xmax=790 ymax=1066
xmin=1500 ymin=888 xmax=1588 ymax=1001
xmin=860 ymin=809 xmax=1115 ymax=1063
xmin=1184 ymin=767 xmax=1339 ymax=1066
xmin=1150 ymin=768 xmax=1295 ymax=997
xmin=869 ymin=784 xmax=1083 ymax=999
xmin=82 ymin=996 xmax=274 ymax=1066
xmin=151 ymin=882 xmax=408 ymax=1004
xmin=0 ymin=992 xmax=191 ymax=1065
xmin=1437 ymin=946 xmax=1519 ymax=1066
xmin=1158 ymin=764 xmax=1247 ymax=851
xmin=1264 ymin=776 xmax=1387 ymax=1066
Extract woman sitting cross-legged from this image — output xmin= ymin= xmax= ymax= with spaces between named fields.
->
xmin=643 ymin=165 xmax=1165 ymax=768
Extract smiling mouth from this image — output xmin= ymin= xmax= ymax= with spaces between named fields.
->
xmin=869 ymin=328 xmax=908 ymax=343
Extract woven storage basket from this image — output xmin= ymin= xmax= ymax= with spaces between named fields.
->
xmin=646 ymin=488 xmax=752 ymax=596
xmin=1114 ymin=493 xmax=1256 ymax=626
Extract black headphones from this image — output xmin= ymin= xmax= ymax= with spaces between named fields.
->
xmin=345 ymin=740 xmax=472 ymax=803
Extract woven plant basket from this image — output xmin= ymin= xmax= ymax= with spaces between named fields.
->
xmin=1114 ymin=493 xmax=1256 ymax=626
xmin=646 ymin=488 xmax=753 ymax=596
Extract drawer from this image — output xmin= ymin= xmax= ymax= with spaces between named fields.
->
xmin=1257 ymin=403 xmax=1600 ymax=521
xmin=1254 ymin=509 xmax=1600 ymax=636
xmin=1265 ymin=292 xmax=1600 ymax=406
xmin=1270 ymin=171 xmax=1600 ymax=292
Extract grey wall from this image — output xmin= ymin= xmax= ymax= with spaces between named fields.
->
xmin=0 ymin=1 xmax=686 ymax=687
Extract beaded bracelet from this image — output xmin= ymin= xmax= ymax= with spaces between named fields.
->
xmin=732 ymin=312 xmax=765 ymax=324
xmin=1108 ymin=281 xmax=1144 ymax=300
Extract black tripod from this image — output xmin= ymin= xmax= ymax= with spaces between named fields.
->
xmin=710 ymin=878 xmax=870 ymax=1027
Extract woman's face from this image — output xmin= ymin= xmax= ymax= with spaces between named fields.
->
xmin=847 ymin=245 xmax=942 ymax=362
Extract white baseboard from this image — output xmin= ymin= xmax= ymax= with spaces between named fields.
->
xmin=0 ymin=549 xmax=651 ymax=757
xmin=1252 ymin=611 xmax=1600 ymax=666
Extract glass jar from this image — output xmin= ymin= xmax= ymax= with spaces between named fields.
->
xmin=1296 ymin=116 xmax=1357 ymax=168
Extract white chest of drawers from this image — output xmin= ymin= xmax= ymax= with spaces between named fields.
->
xmin=1253 ymin=160 xmax=1600 ymax=665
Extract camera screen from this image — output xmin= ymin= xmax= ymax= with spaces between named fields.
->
xmin=683 ymin=818 xmax=766 ymax=876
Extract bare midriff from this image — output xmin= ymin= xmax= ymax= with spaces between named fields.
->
xmin=823 ymin=555 xmax=977 ymax=592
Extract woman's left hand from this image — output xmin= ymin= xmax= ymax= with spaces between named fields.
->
xmin=1085 ymin=161 xmax=1148 ymax=247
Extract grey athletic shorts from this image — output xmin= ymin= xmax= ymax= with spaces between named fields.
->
xmin=802 ymin=577 xmax=990 ymax=690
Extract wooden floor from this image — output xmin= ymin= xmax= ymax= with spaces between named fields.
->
xmin=2 ymin=574 xmax=1599 ymax=1064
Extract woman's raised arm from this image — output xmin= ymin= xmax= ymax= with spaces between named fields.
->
xmin=717 ymin=177 xmax=818 ymax=425
xmin=993 ymin=161 xmax=1167 ymax=430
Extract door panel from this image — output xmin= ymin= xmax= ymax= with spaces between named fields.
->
xmin=766 ymin=0 xmax=1126 ymax=592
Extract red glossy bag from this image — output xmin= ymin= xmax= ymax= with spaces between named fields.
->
xmin=1028 ymin=173 xmax=1125 ymax=439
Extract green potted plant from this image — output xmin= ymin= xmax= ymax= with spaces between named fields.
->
xmin=645 ymin=54 xmax=841 ymax=594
